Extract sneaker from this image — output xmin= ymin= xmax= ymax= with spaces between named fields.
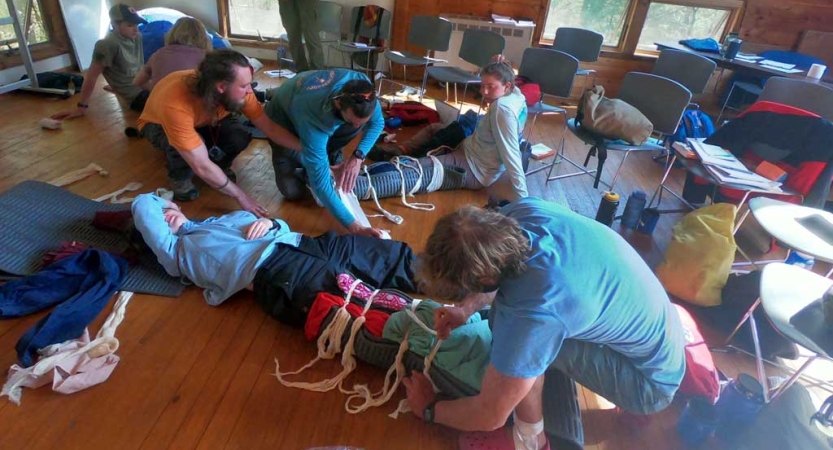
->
xmin=171 ymin=178 xmax=199 ymax=202
xmin=223 ymin=167 xmax=237 ymax=183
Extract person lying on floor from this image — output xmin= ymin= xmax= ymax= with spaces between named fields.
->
xmin=131 ymin=193 xmax=416 ymax=326
xmin=370 ymin=61 xmax=529 ymax=202
xmin=403 ymin=198 xmax=685 ymax=450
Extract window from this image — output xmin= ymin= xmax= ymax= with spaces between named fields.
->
xmin=226 ymin=0 xmax=286 ymax=39
xmin=636 ymin=2 xmax=731 ymax=52
xmin=542 ymin=0 xmax=631 ymax=47
xmin=0 ymin=0 xmax=50 ymax=49
xmin=541 ymin=0 xmax=743 ymax=55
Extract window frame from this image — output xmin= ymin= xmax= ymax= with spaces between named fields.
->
xmin=0 ymin=0 xmax=52 ymax=49
xmin=0 ymin=0 xmax=69 ymax=70
xmin=538 ymin=0 xmax=744 ymax=58
xmin=217 ymin=0 xmax=287 ymax=42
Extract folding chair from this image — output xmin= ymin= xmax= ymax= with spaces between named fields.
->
xmin=553 ymin=72 xmax=691 ymax=191
xmin=380 ymin=15 xmax=452 ymax=101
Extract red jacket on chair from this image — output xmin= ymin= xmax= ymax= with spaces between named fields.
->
xmin=702 ymin=101 xmax=833 ymax=208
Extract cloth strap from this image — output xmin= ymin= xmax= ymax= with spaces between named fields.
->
xmin=273 ymin=279 xmax=379 ymax=393
xmin=1 ymin=291 xmax=134 ymax=405
xmin=362 ymin=152 xmax=446 ymax=224
xmin=345 ymin=299 xmax=443 ymax=418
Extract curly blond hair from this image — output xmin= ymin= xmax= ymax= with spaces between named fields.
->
xmin=165 ymin=17 xmax=212 ymax=51
xmin=417 ymin=205 xmax=529 ymax=301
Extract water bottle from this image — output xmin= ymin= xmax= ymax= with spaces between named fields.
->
xmin=785 ymin=250 xmax=815 ymax=270
xmin=621 ymin=190 xmax=647 ymax=229
xmin=721 ymin=32 xmax=739 ymax=56
xmin=595 ymin=191 xmax=619 ymax=227
xmin=715 ymin=374 xmax=765 ymax=441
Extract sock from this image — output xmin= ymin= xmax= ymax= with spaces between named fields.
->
xmin=512 ymin=411 xmax=545 ymax=450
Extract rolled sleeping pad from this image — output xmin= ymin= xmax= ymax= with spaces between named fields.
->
xmin=353 ymin=160 xmax=467 ymax=200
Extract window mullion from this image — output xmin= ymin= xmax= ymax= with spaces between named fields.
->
xmin=621 ymin=0 xmax=650 ymax=55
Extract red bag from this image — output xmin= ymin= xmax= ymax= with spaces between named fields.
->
xmin=674 ymin=304 xmax=720 ymax=402
xmin=515 ymin=76 xmax=542 ymax=107
xmin=387 ymin=101 xmax=439 ymax=126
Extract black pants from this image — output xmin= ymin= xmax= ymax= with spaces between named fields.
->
xmin=129 ymin=90 xmax=150 ymax=112
xmin=142 ymin=115 xmax=253 ymax=181
xmin=253 ymin=232 xmax=416 ymax=326
xmin=411 ymin=121 xmax=467 ymax=158
xmin=269 ymin=104 xmax=364 ymax=200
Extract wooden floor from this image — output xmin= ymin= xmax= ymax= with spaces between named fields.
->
xmin=0 ymin=69 xmax=829 ymax=450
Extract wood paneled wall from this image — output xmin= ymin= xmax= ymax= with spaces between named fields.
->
xmin=391 ymin=0 xmax=654 ymax=96
xmin=391 ymin=0 xmax=831 ymax=96
xmin=739 ymin=0 xmax=833 ymax=50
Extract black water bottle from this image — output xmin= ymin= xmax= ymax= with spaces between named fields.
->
xmin=621 ymin=190 xmax=647 ymax=229
xmin=595 ymin=191 xmax=619 ymax=227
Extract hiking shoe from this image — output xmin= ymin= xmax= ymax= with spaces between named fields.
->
xmin=367 ymin=143 xmax=404 ymax=161
xmin=223 ymin=167 xmax=237 ymax=183
xmin=171 ymin=178 xmax=199 ymax=202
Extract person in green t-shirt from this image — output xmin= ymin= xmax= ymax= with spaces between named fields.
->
xmin=52 ymin=4 xmax=149 ymax=121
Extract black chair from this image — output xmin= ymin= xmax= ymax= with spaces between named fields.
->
xmin=554 ymin=72 xmax=692 ymax=190
xmin=516 ymin=48 xmax=579 ymax=176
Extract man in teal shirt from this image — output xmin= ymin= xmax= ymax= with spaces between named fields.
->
xmin=404 ymin=198 xmax=686 ymax=449
xmin=265 ymin=69 xmax=385 ymax=237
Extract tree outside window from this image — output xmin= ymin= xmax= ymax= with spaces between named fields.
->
xmin=542 ymin=0 xmax=632 ymax=47
xmin=637 ymin=3 xmax=731 ymax=52
xmin=0 ymin=0 xmax=50 ymax=49
xmin=227 ymin=0 xmax=286 ymax=39
xmin=541 ymin=0 xmax=741 ymax=55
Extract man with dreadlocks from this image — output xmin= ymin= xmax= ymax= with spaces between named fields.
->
xmin=138 ymin=49 xmax=300 ymax=214
xmin=266 ymin=69 xmax=385 ymax=238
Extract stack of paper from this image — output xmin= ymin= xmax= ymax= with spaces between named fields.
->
xmin=760 ymin=60 xmax=795 ymax=69
xmin=264 ymin=69 xmax=296 ymax=79
xmin=688 ymin=139 xmax=782 ymax=192
xmin=491 ymin=14 xmax=516 ymax=25
xmin=737 ymin=52 xmax=763 ymax=60
xmin=671 ymin=141 xmax=696 ymax=159
xmin=759 ymin=60 xmax=804 ymax=74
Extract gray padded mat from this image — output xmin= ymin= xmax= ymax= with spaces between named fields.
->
xmin=0 ymin=180 xmax=184 ymax=297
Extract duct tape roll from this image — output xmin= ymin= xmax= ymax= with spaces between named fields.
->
xmin=808 ymin=64 xmax=827 ymax=80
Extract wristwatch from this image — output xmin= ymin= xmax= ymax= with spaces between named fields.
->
xmin=423 ymin=401 xmax=438 ymax=423
xmin=352 ymin=148 xmax=366 ymax=160
xmin=270 ymin=219 xmax=281 ymax=231
xmin=77 ymin=102 xmax=89 ymax=109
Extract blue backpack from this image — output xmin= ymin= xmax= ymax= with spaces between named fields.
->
xmin=670 ymin=109 xmax=715 ymax=143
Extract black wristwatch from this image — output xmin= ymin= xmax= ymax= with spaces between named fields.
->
xmin=77 ymin=102 xmax=89 ymax=109
xmin=424 ymin=401 xmax=438 ymax=423
xmin=270 ymin=219 xmax=281 ymax=231
xmin=352 ymin=148 xmax=366 ymax=160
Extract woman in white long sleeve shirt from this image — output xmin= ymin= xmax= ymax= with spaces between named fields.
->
xmin=374 ymin=62 xmax=529 ymax=201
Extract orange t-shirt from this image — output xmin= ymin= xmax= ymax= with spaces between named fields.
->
xmin=137 ymin=70 xmax=264 ymax=152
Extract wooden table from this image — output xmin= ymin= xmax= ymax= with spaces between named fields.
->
xmin=655 ymin=42 xmax=833 ymax=87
